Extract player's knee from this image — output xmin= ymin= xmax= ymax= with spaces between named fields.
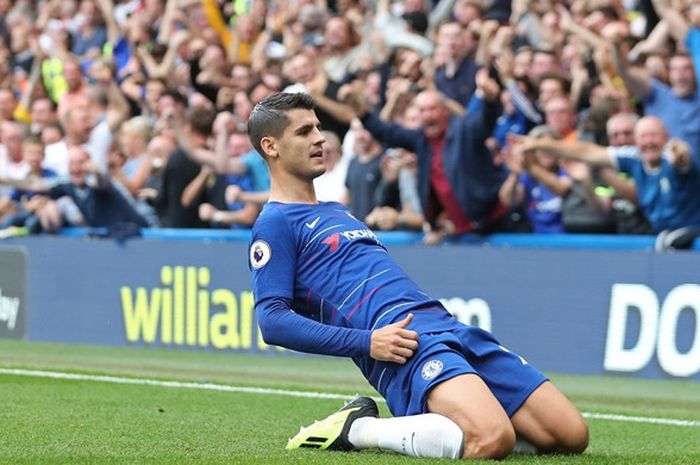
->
xmin=539 ymin=414 xmax=589 ymax=455
xmin=558 ymin=416 xmax=589 ymax=454
xmin=462 ymin=421 xmax=515 ymax=460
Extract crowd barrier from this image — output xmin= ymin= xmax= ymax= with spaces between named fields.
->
xmin=0 ymin=229 xmax=698 ymax=382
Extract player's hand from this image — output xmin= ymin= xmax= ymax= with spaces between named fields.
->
xmin=370 ymin=313 xmax=419 ymax=364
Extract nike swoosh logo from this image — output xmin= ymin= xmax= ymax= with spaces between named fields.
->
xmin=305 ymin=216 xmax=320 ymax=229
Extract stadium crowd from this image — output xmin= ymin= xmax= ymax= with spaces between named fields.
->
xmin=0 ymin=0 xmax=699 ymax=246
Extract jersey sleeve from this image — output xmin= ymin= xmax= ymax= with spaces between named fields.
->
xmin=257 ymin=296 xmax=371 ymax=357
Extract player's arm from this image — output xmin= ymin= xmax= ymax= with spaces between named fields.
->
xmin=257 ymin=297 xmax=371 ymax=357
xmin=258 ymin=298 xmax=418 ymax=363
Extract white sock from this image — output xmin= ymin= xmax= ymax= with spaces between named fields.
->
xmin=348 ymin=413 xmax=464 ymax=459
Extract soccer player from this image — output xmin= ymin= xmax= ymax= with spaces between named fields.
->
xmin=246 ymin=92 xmax=589 ymax=459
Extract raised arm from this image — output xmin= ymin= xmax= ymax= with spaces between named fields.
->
xmin=211 ymin=112 xmax=249 ymax=175
xmin=181 ymin=165 xmax=212 ymax=208
xmin=343 ymin=81 xmax=422 ymax=152
xmin=526 ymin=157 xmax=573 ymax=198
xmin=306 ymin=72 xmax=357 ymax=126
xmin=498 ymin=149 xmax=526 ymax=208
xmin=603 ymin=25 xmax=653 ymax=98
xmin=0 ymin=177 xmax=52 ymax=194
xmin=651 ymin=0 xmax=690 ymax=44
xmin=509 ymin=134 xmax=614 ymax=168
xmin=95 ymin=0 xmax=122 ymax=45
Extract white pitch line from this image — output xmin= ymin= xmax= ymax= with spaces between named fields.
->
xmin=582 ymin=412 xmax=699 ymax=428
xmin=2 ymin=368 xmax=698 ymax=428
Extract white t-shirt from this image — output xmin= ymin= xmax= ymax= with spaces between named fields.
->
xmin=0 ymin=145 xmax=30 ymax=179
xmin=0 ymin=145 xmax=31 ymax=197
xmin=43 ymin=120 xmax=112 ymax=176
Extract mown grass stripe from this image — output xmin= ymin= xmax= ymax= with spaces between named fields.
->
xmin=2 ymin=368 xmax=698 ymax=428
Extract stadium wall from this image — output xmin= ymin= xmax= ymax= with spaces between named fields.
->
xmin=1 ymin=234 xmax=699 ymax=382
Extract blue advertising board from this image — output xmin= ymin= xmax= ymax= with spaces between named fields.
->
xmin=4 ymin=236 xmax=699 ymax=381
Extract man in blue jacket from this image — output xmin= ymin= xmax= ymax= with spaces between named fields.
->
xmin=353 ymin=69 xmax=514 ymax=243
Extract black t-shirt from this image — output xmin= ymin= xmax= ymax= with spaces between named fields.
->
xmin=345 ymin=154 xmax=383 ymax=222
xmin=317 ymin=80 xmax=350 ymax=141
xmin=153 ymin=148 xmax=209 ymax=228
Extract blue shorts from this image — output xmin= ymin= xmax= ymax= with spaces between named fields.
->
xmin=370 ymin=325 xmax=547 ymax=417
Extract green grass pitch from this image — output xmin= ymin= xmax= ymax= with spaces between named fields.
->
xmin=0 ymin=340 xmax=698 ymax=465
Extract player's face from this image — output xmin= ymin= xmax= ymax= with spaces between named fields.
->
xmin=277 ymin=108 xmax=326 ymax=180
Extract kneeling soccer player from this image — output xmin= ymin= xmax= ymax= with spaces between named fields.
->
xmin=246 ymin=92 xmax=589 ymax=459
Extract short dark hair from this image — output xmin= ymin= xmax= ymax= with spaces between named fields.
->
xmin=538 ymin=71 xmax=572 ymax=95
xmin=247 ymin=92 xmax=316 ymax=157
xmin=186 ymin=106 xmax=216 ymax=137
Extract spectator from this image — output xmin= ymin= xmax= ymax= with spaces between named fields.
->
xmin=651 ymin=0 xmax=700 ymax=89
xmin=196 ymin=130 xmax=261 ymax=229
xmin=511 ymin=116 xmax=700 ymax=235
xmin=0 ymin=135 xmax=58 ymax=236
xmin=29 ymin=98 xmax=59 ymax=135
xmin=537 ymin=72 xmax=571 ymax=111
xmin=176 ymin=111 xmax=271 ymax=208
xmin=113 ymin=116 xmax=154 ymax=196
xmin=313 ymin=131 xmax=349 ymax=203
xmin=543 ymin=96 xmax=578 ymax=142
xmin=40 ymin=121 xmax=64 ymax=147
xmin=0 ymin=88 xmax=20 ymax=123
xmin=139 ymin=135 xmax=176 ymax=203
xmin=0 ymin=145 xmax=148 ymax=230
xmin=433 ymin=21 xmax=480 ymax=109
xmin=0 ymin=121 xmax=30 ymax=186
xmin=348 ymin=70 xmax=517 ymax=245
xmin=374 ymin=0 xmax=434 ymax=58
xmin=499 ymin=125 xmax=570 ymax=233
xmin=71 ymin=0 xmax=108 ymax=58
xmin=600 ymin=112 xmax=653 ymax=234
xmin=606 ymin=25 xmax=700 ymax=165
xmin=321 ymin=15 xmax=365 ymax=83
xmin=0 ymin=0 xmax=697 ymax=238
xmin=365 ymin=148 xmax=425 ymax=231
xmin=343 ymin=119 xmax=385 ymax=222
xmin=153 ymin=106 xmax=216 ymax=228
xmin=283 ymin=52 xmax=353 ymax=140
xmin=44 ymin=62 xmax=130 ymax=177
xmin=56 ymin=56 xmax=88 ymax=119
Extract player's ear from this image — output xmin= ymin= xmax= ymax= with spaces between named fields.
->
xmin=260 ymin=136 xmax=278 ymax=159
